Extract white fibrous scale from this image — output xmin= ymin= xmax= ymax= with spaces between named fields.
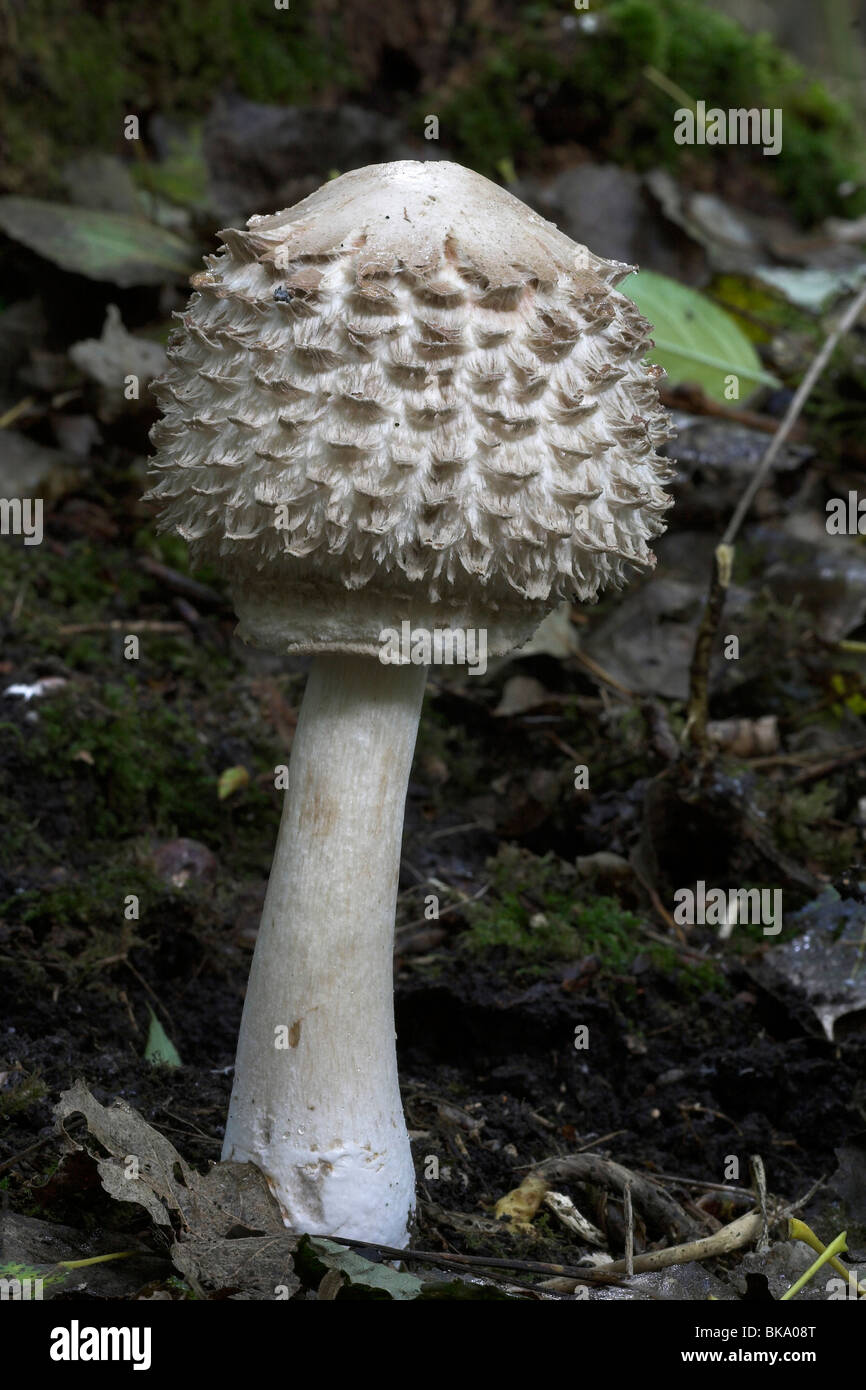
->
xmin=147 ymin=160 xmax=676 ymax=655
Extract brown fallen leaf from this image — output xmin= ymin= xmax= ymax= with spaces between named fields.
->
xmin=54 ymin=1081 xmax=300 ymax=1300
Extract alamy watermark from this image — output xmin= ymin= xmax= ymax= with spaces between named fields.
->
xmin=49 ymin=1321 xmax=152 ymax=1370
xmin=826 ymin=492 xmax=866 ymax=534
xmin=1 ymin=1274 xmax=44 ymax=1300
xmin=379 ymin=621 xmax=487 ymax=675
xmin=674 ymin=880 xmax=782 ymax=935
xmin=674 ymin=103 xmax=782 ymax=157
xmin=0 ymin=497 xmax=43 ymax=545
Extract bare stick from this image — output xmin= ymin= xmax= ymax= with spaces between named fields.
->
xmin=685 ymin=281 xmax=866 ymax=750
xmin=604 ymin=1210 xmax=763 ymax=1276
xmin=324 ymin=1234 xmax=640 ymax=1289
xmin=624 ymin=1179 xmax=634 ymax=1278
xmin=751 ymin=1154 xmax=771 ymax=1255
xmin=724 ymin=284 xmax=866 ymax=548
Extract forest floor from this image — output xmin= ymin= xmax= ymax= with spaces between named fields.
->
xmin=2 ymin=2 xmax=866 ymax=1296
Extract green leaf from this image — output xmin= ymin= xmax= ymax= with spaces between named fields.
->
xmin=305 ymin=1237 xmax=423 ymax=1300
xmin=0 ymin=198 xmax=195 ymax=286
xmin=144 ymin=1007 xmax=181 ymax=1067
xmin=217 ymin=765 xmax=249 ymax=801
xmin=620 ymin=269 xmax=779 ymax=403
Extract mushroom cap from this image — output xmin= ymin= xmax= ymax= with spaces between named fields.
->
xmin=147 ymin=160 xmax=675 ymax=656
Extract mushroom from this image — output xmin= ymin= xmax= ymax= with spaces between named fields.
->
xmin=145 ymin=160 xmax=674 ymax=1247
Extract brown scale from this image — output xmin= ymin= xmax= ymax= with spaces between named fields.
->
xmin=292 ymin=344 xmax=346 ymax=373
xmin=406 ymin=276 xmax=467 ymax=309
xmin=473 ymin=407 xmax=539 ymax=441
xmin=584 ymin=364 xmax=627 ymax=391
xmin=406 ymin=402 xmax=461 ymax=429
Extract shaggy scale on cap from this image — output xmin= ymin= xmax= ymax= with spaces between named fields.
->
xmin=147 ymin=160 xmax=675 ymax=655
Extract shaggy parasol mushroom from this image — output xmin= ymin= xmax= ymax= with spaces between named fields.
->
xmin=145 ymin=160 xmax=674 ymax=1247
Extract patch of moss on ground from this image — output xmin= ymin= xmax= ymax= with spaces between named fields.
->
xmin=0 ymin=674 xmax=282 ymax=875
xmin=0 ymin=0 xmax=346 ymax=194
xmin=770 ymin=779 xmax=857 ymax=878
xmin=460 ymin=844 xmax=725 ymax=995
xmin=432 ymin=0 xmax=866 ymax=224
xmin=0 ymin=1070 xmax=48 ymax=1117
xmin=0 ymin=529 xmax=288 ymax=912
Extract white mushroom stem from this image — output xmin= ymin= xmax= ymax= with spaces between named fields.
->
xmin=222 ymin=652 xmax=427 ymax=1247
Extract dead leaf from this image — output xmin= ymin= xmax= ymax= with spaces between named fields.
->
xmin=0 ymin=197 xmax=195 ymax=286
xmin=53 ymin=1082 xmax=301 ymax=1299
xmin=516 ymin=602 xmax=582 ymax=660
xmin=69 ymin=305 xmax=167 ymax=420
xmin=171 ymin=1230 xmax=299 ymax=1300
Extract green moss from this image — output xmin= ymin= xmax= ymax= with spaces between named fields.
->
xmin=2 ymin=0 xmax=860 ymax=223
xmin=0 ymin=1262 xmax=70 ymax=1290
xmin=435 ymin=38 xmax=550 ymax=173
xmin=7 ymin=675 xmax=278 ymax=851
xmin=0 ymin=0 xmax=344 ymax=194
xmin=433 ymin=0 xmax=865 ymax=225
xmin=460 ymin=844 xmax=725 ymax=994
xmin=771 ymin=780 xmax=856 ymax=876
xmin=132 ymin=127 xmax=210 ymax=210
xmin=0 ymin=1071 xmax=48 ymax=1117
xmin=0 ymin=532 xmax=282 ymax=884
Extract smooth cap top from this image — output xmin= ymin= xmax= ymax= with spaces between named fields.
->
xmin=147 ymin=160 xmax=674 ymax=656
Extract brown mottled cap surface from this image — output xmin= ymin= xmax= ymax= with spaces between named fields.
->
xmin=147 ymin=160 xmax=675 ymax=656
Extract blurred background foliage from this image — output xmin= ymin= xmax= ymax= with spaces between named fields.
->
xmin=1 ymin=0 xmax=864 ymax=224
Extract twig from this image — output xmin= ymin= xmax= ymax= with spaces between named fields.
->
xmin=603 ymin=1210 xmax=764 ymax=1276
xmin=544 ymin=730 xmax=583 ymax=763
xmin=683 ymin=544 xmax=733 ymax=752
xmin=635 ymin=923 xmax=716 ymax=965
xmin=624 ymin=1179 xmax=634 ymax=1278
xmin=629 ymin=858 xmax=684 ymax=941
xmin=751 ymin=1154 xmax=771 ymax=1255
xmin=427 ymin=821 xmax=485 ymax=841
xmin=645 ymin=1170 xmax=766 ymax=1198
xmin=776 ymin=1174 xmax=827 ymax=1222
xmin=789 ymin=743 xmax=866 ymax=786
xmin=396 ymin=881 xmax=490 ymax=939
xmin=136 ymin=556 xmax=227 ymax=610
xmin=124 ymin=959 xmax=176 ymax=1033
xmin=0 ymin=396 xmax=37 ymax=429
xmin=725 ymin=285 xmax=866 ymax=546
xmin=659 ymin=384 xmax=805 ymax=438
xmin=573 ymin=649 xmax=635 ymax=698
xmin=323 ymin=1233 xmax=639 ymax=1289
xmin=0 ymin=1116 xmax=85 ymax=1176
xmin=531 ymin=1153 xmax=700 ymax=1241
xmin=576 ymin=1130 xmax=627 ymax=1152
xmin=685 ymin=280 xmax=866 ymax=751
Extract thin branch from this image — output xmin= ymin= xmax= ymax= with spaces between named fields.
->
xmin=685 ymin=281 xmax=866 ymax=750
xmin=750 ymin=1154 xmax=771 ymax=1255
xmin=324 ymin=1233 xmax=638 ymax=1289
xmin=624 ymin=1179 xmax=634 ymax=1278
xmin=724 ymin=283 xmax=866 ymax=548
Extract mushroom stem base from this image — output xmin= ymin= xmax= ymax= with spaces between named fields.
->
xmin=221 ymin=653 xmax=427 ymax=1247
